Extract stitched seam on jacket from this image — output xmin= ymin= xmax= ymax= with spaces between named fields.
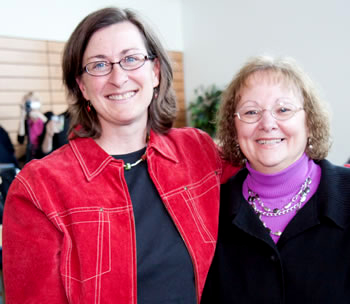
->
xmin=181 ymin=191 xmax=216 ymax=244
xmin=59 ymin=218 xmax=112 ymax=282
xmin=161 ymin=171 xmax=220 ymax=199
xmin=16 ymin=174 xmax=42 ymax=210
xmin=71 ymin=140 xmax=110 ymax=181
xmin=48 ymin=206 xmax=131 ymax=219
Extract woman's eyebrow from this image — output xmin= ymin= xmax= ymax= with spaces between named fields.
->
xmin=85 ymin=48 xmax=144 ymax=62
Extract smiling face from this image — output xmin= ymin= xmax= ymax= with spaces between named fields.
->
xmin=76 ymin=21 xmax=159 ymax=133
xmin=235 ymin=71 xmax=309 ymax=174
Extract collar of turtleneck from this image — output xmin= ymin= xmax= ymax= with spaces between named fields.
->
xmin=243 ymin=153 xmax=321 ymax=202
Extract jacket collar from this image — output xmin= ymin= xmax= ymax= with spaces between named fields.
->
xmin=313 ymin=159 xmax=350 ymax=229
xmin=69 ymin=130 xmax=178 ymax=182
xmin=224 ymin=159 xmax=350 ymax=246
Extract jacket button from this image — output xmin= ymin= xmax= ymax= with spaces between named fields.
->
xmin=270 ymin=255 xmax=277 ymax=262
xmin=100 ymin=207 xmax=104 ymax=212
xmin=184 ymin=186 xmax=188 ymax=190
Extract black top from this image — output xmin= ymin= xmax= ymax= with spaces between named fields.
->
xmin=0 ymin=126 xmax=18 ymax=222
xmin=202 ymin=159 xmax=350 ymax=304
xmin=0 ymin=126 xmax=18 ymax=167
xmin=114 ymin=148 xmax=196 ymax=304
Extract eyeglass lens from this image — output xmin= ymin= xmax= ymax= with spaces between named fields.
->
xmin=84 ymin=54 xmax=150 ymax=76
xmin=236 ymin=101 xmax=301 ymax=123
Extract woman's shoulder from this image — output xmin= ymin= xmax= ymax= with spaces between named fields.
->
xmin=318 ymin=159 xmax=350 ymax=182
xmin=19 ymin=143 xmax=72 ymax=176
xmin=161 ymin=127 xmax=215 ymax=144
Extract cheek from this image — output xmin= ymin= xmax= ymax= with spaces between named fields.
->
xmin=236 ymin=122 xmax=253 ymax=141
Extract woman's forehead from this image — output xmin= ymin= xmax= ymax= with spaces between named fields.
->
xmin=241 ymin=70 xmax=302 ymax=96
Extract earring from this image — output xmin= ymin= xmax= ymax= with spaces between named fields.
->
xmin=87 ymin=101 xmax=92 ymax=112
xmin=153 ymin=88 xmax=159 ymax=100
xmin=308 ymin=137 xmax=313 ymax=150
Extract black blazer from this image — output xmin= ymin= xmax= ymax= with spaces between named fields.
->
xmin=202 ymin=159 xmax=350 ymax=304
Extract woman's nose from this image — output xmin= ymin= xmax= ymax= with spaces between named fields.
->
xmin=259 ymin=109 xmax=278 ymax=131
xmin=108 ymin=64 xmax=128 ymax=86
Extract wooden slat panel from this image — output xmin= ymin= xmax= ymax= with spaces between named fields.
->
xmin=172 ymin=64 xmax=183 ymax=73
xmin=174 ymin=109 xmax=187 ymax=128
xmin=50 ymin=79 xmax=65 ymax=91
xmin=173 ymin=78 xmax=184 ymax=85
xmin=0 ymin=50 xmax=48 ymax=65
xmin=0 ymin=119 xmax=18 ymax=132
xmin=0 ymin=78 xmax=50 ymax=91
xmin=0 ymin=63 xmax=49 ymax=77
xmin=52 ymin=104 xmax=68 ymax=114
xmin=173 ymin=70 xmax=184 ymax=80
xmin=176 ymin=98 xmax=185 ymax=111
xmin=175 ymin=91 xmax=185 ymax=102
xmin=0 ymin=37 xmax=47 ymax=51
xmin=48 ymin=53 xmax=62 ymax=65
xmin=173 ymin=81 xmax=184 ymax=92
xmin=51 ymin=91 xmax=67 ymax=103
xmin=168 ymin=51 xmax=183 ymax=61
xmin=0 ymin=91 xmax=51 ymax=104
xmin=47 ymin=41 xmax=65 ymax=53
xmin=41 ymin=104 xmax=54 ymax=113
xmin=49 ymin=65 xmax=63 ymax=78
xmin=0 ymin=105 xmax=20 ymax=118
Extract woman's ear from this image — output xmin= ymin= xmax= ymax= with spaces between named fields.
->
xmin=152 ymin=58 xmax=160 ymax=88
xmin=76 ymin=76 xmax=89 ymax=100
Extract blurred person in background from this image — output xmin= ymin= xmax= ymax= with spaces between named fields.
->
xmin=17 ymin=91 xmax=48 ymax=165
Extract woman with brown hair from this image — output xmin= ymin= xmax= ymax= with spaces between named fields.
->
xmin=3 ymin=7 xmax=238 ymax=304
xmin=202 ymin=55 xmax=350 ymax=304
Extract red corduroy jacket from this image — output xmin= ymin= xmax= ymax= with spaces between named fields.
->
xmin=3 ymin=127 xmax=238 ymax=304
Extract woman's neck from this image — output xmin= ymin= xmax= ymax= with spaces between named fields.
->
xmin=244 ymin=154 xmax=311 ymax=199
xmin=95 ymin=124 xmax=148 ymax=155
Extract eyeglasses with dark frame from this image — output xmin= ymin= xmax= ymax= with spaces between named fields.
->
xmin=82 ymin=53 xmax=156 ymax=76
xmin=234 ymin=99 xmax=304 ymax=124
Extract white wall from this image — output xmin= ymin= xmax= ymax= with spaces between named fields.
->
xmin=0 ymin=0 xmax=183 ymax=50
xmin=183 ymin=0 xmax=350 ymax=165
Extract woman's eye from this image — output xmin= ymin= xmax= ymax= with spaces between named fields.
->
xmin=277 ymin=106 xmax=292 ymax=113
xmin=244 ymin=109 xmax=260 ymax=116
xmin=124 ymin=56 xmax=139 ymax=63
xmin=93 ymin=62 xmax=108 ymax=70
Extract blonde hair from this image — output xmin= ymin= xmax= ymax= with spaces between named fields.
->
xmin=218 ymin=55 xmax=332 ymax=166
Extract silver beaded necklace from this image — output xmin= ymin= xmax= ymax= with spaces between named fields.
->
xmin=247 ymin=177 xmax=312 ymax=236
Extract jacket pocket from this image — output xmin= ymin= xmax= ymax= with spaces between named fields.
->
xmin=59 ymin=207 xmax=111 ymax=282
xmin=164 ymin=171 xmax=220 ymax=244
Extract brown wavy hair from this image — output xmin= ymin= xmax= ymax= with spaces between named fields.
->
xmin=218 ymin=55 xmax=332 ymax=166
xmin=62 ymin=7 xmax=176 ymax=139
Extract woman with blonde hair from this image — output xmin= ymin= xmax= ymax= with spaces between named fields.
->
xmin=202 ymin=55 xmax=350 ymax=303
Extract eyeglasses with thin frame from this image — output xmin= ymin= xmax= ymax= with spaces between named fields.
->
xmin=234 ymin=99 xmax=304 ymax=124
xmin=82 ymin=53 xmax=156 ymax=76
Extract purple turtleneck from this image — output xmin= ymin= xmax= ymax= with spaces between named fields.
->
xmin=242 ymin=153 xmax=321 ymax=243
